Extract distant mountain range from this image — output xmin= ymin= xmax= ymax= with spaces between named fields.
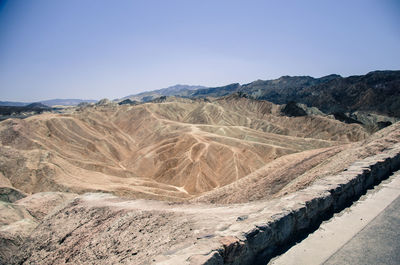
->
xmin=237 ymin=70 xmax=400 ymax=117
xmin=120 ymin=84 xmax=207 ymax=102
xmin=2 ymin=70 xmax=399 ymax=118
xmin=0 ymin=99 xmax=97 ymax=107
xmin=0 ymin=101 xmax=29 ymax=107
xmin=122 ymin=70 xmax=400 ymax=118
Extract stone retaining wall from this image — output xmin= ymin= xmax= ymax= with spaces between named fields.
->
xmin=158 ymin=143 xmax=400 ymax=265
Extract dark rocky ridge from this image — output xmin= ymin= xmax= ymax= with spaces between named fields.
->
xmin=188 ymin=71 xmax=400 ymax=118
xmin=281 ymin=101 xmax=307 ymax=117
xmin=186 ymin=71 xmax=400 ymax=127
xmin=0 ymin=103 xmax=53 ymax=121
xmin=121 ymin=70 xmax=400 ymax=119
xmin=191 ymin=83 xmax=241 ymax=98
xmin=333 ymin=112 xmax=363 ymax=124
xmin=238 ymin=70 xmax=400 ymax=118
xmin=118 ymin=99 xmax=138 ymax=105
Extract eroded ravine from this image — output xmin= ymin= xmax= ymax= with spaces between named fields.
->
xmin=0 ymin=97 xmax=370 ymax=201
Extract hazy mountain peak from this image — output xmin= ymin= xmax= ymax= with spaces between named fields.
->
xmin=120 ymin=84 xmax=208 ymax=102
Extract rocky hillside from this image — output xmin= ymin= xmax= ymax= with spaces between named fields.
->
xmin=240 ymin=70 xmax=400 ymax=117
xmin=0 ymin=94 xmax=399 ymax=264
xmin=189 ymin=71 xmax=400 ymax=118
xmin=0 ymin=103 xmax=53 ymax=121
xmin=123 ymin=71 xmax=400 ymax=119
xmin=2 ymin=122 xmax=399 ymax=264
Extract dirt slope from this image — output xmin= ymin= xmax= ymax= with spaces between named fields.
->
xmin=0 ymin=97 xmax=399 ymax=264
xmin=194 ymin=121 xmax=400 ymax=203
xmin=6 ymin=123 xmax=400 ymax=264
xmin=0 ymin=97 xmax=368 ymax=201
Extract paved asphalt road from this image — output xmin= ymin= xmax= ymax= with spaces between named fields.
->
xmin=323 ymin=195 xmax=400 ymax=265
xmin=269 ymin=170 xmax=400 ymax=265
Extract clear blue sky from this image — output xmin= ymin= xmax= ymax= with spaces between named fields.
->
xmin=0 ymin=0 xmax=399 ymax=101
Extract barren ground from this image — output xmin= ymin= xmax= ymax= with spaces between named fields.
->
xmin=0 ymin=96 xmax=369 ymax=201
xmin=1 ymin=97 xmax=399 ymax=264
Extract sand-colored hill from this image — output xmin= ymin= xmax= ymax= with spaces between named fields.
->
xmin=193 ymin=125 xmax=400 ymax=204
xmin=1 ymin=96 xmax=400 ymax=264
xmin=4 ymin=126 xmax=400 ymax=264
xmin=0 ymin=96 xmax=369 ymax=201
